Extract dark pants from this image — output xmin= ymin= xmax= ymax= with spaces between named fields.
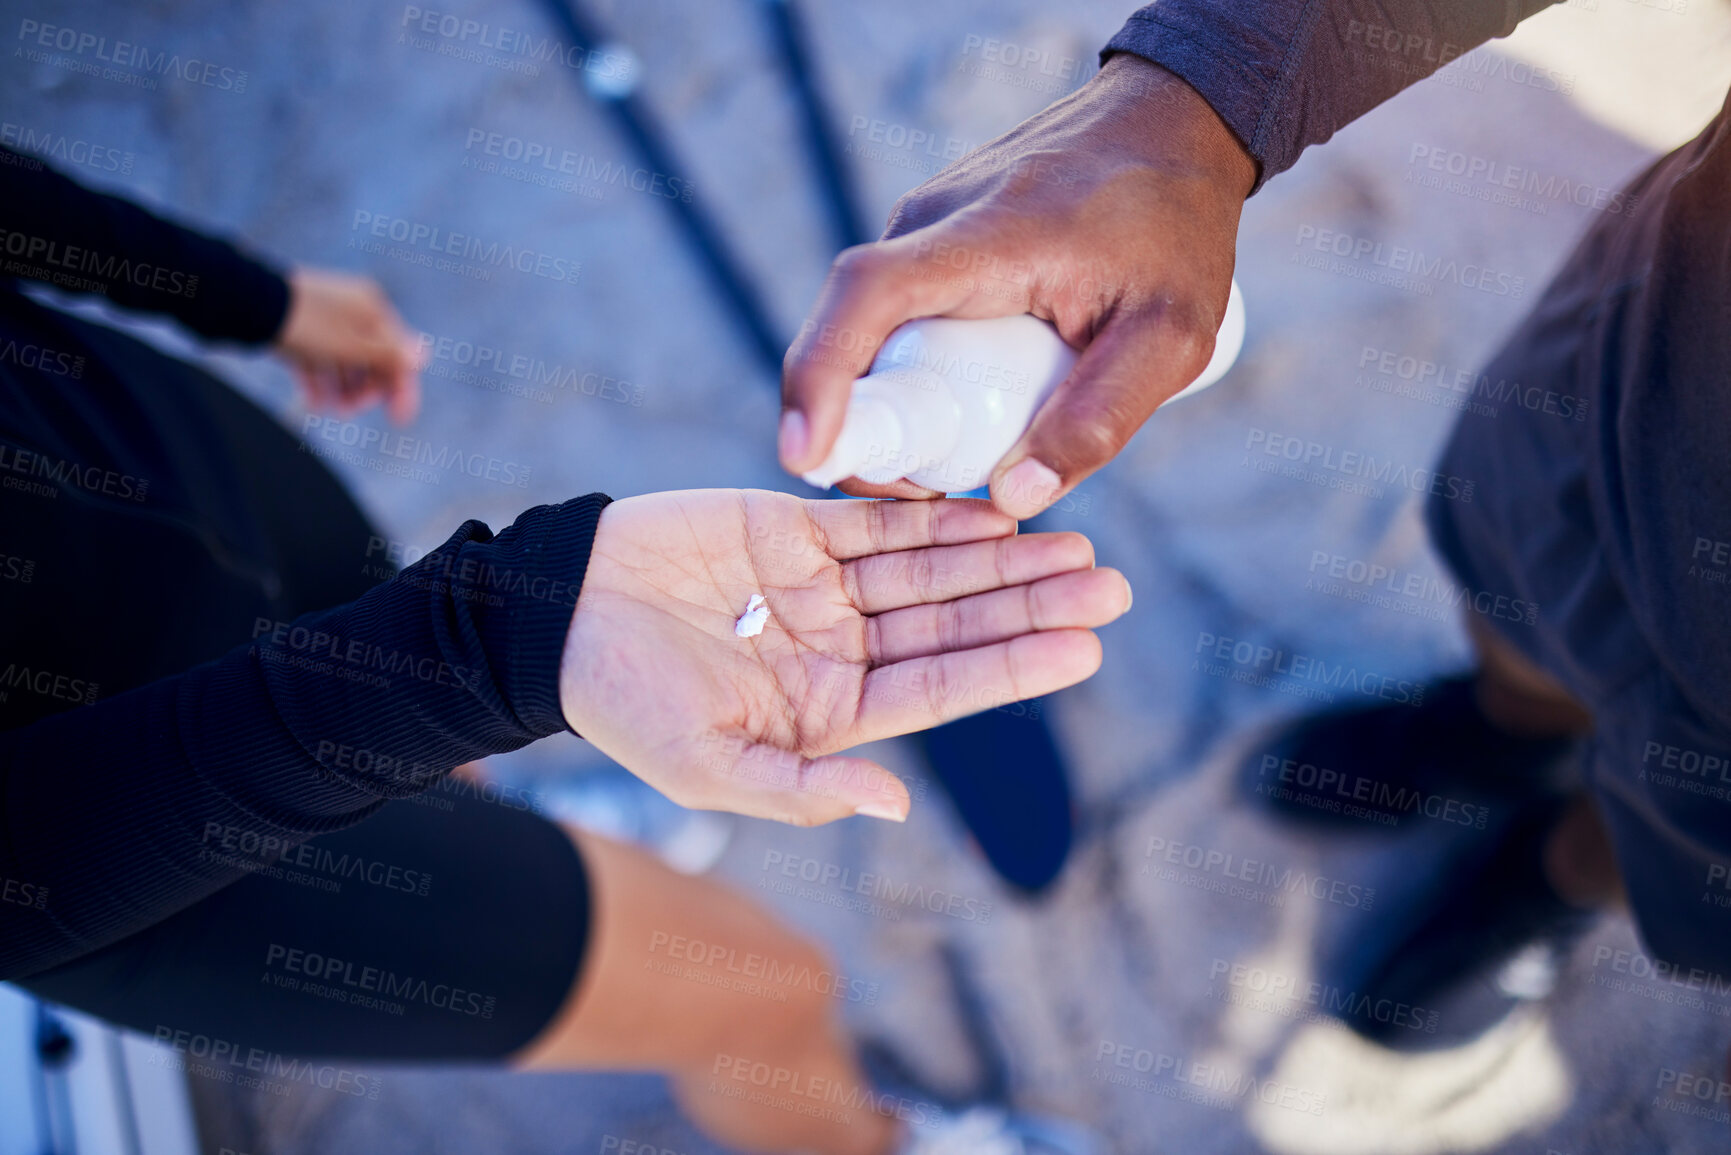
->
xmin=7 ymin=297 xmax=588 ymax=1059
xmin=1425 ymin=87 xmax=1731 ymax=973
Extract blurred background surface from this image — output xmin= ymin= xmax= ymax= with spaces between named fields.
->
xmin=4 ymin=0 xmax=1731 ymax=1151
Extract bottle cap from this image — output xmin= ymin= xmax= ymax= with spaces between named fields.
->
xmin=801 ymin=393 xmax=905 ymax=489
xmin=801 ymin=367 xmax=959 ymax=489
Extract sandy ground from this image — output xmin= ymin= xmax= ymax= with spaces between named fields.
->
xmin=6 ymin=0 xmax=1731 ymax=1151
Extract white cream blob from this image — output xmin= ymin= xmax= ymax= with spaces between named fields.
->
xmin=733 ymin=594 xmax=770 ymax=638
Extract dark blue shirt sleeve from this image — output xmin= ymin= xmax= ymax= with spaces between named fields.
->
xmin=0 ymin=493 xmax=609 ymax=981
xmin=1105 ymin=0 xmax=1561 ymax=192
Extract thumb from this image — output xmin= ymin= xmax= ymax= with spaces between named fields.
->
xmin=694 ymin=736 xmax=912 ymax=827
xmin=781 ymin=230 xmax=1021 ymax=479
xmin=989 ymin=309 xmax=1214 ymax=519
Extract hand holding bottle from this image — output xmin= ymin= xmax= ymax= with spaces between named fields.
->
xmin=779 ymin=54 xmax=1256 ymax=518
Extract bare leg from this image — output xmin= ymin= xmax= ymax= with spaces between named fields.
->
xmin=512 ymin=828 xmax=898 ymax=1155
xmin=1463 ymin=617 xmax=1622 ymax=907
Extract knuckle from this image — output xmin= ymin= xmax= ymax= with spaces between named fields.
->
xmin=838 ymin=559 xmax=864 ymax=608
xmin=1024 ymin=579 xmax=1048 ymax=631
xmin=884 ymin=192 xmax=938 ymax=237
xmin=864 ymin=500 xmax=891 ymax=555
xmin=937 ymin=603 xmax=968 ymax=653
xmin=926 ymin=657 xmax=962 ymax=714
xmin=832 ymin=243 xmax=886 ymax=283
xmin=1160 ymin=320 xmax=1216 ymax=382
xmin=1054 ymin=403 xmax=1135 ymax=469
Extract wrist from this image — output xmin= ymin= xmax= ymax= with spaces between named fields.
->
xmin=273 ymin=268 xmax=309 ymax=350
xmin=1094 ymin=53 xmax=1257 ymax=201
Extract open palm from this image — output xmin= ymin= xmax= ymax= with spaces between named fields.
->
xmin=559 ymin=490 xmax=1130 ymax=825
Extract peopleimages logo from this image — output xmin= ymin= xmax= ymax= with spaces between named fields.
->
xmin=1093 ymin=1040 xmax=1327 ymax=1116
xmin=349 ymin=210 xmax=580 ymax=286
xmin=758 ymin=850 xmax=993 ymax=924
xmin=1209 ymin=958 xmax=1439 ymax=1033
xmin=1293 ymin=224 xmax=1526 ymax=299
xmin=1587 ymin=943 xmax=1731 ymax=1018
xmin=0 ymin=551 xmax=33 ymax=583
xmin=1306 ymin=550 xmax=1538 ymax=627
xmin=0 ymin=662 xmax=98 ymax=705
xmin=15 ymin=18 xmax=249 ymax=92
xmin=1356 ymin=344 xmax=1588 ymax=421
xmin=956 ymin=33 xmax=1092 ymax=94
xmin=1142 ymin=835 xmax=1377 ymax=909
xmin=1407 ymin=144 xmax=1639 ymax=217
xmin=199 ymin=821 xmax=433 ymax=897
xmin=416 ymin=332 xmax=645 ymax=407
xmin=709 ymin=1053 xmax=944 ymax=1129
xmin=1653 ymin=1067 xmax=1731 ymax=1125
xmin=1252 ymin=753 xmax=1492 ymax=830
xmin=647 ymin=931 xmax=881 ymax=1005
xmin=300 ymin=414 xmax=534 ymax=489
xmin=264 ymin=943 xmax=497 ymax=1018
xmin=1 ymin=875 xmax=48 ymax=911
xmin=462 ymin=129 xmax=694 ymax=204
xmin=397 ymin=6 xmax=635 ymax=81
xmin=0 ymin=225 xmax=197 ymax=299
xmin=0 ymin=120 xmax=134 ymax=175
xmin=252 ymin=615 xmax=478 ymax=692
xmin=1244 ymin=427 xmax=1474 ymax=502
xmin=1193 ymin=631 xmax=1428 ymax=707
xmin=0 ymin=337 xmax=85 ymax=379
xmin=151 ymin=1027 xmax=382 ymax=1099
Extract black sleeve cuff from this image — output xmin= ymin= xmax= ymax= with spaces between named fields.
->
xmin=471 ymin=493 xmax=613 ymax=738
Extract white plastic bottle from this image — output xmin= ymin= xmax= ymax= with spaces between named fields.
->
xmin=802 ymin=280 xmax=1245 ymax=492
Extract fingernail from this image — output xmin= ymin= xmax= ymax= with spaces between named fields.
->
xmin=996 ymin=458 xmax=1062 ymax=520
xmin=778 ymin=409 xmax=809 ymax=469
xmin=853 ymin=800 xmax=907 ymax=823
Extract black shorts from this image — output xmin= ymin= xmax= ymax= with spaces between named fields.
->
xmin=1425 ymin=88 xmax=1731 ymax=974
xmin=9 ymin=299 xmax=590 ymax=1059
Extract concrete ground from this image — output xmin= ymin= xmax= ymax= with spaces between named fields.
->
xmin=6 ymin=0 xmax=1731 ymax=1151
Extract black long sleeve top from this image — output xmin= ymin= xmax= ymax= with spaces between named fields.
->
xmin=0 ymin=145 xmax=291 ymax=342
xmin=0 ymin=147 xmax=610 ymax=980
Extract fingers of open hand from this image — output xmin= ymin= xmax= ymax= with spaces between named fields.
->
xmin=856 ymin=629 xmax=1103 ymax=741
xmin=865 ymin=566 xmax=1131 ymax=665
xmin=679 ymin=738 xmax=910 ymax=826
xmin=804 ymin=496 xmax=1014 ymax=561
xmin=842 ymin=530 xmax=1094 ymax=615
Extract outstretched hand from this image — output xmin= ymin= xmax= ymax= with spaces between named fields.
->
xmin=559 ymin=491 xmax=1131 ymax=826
xmin=275 ymin=268 xmax=424 ymax=425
